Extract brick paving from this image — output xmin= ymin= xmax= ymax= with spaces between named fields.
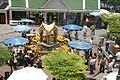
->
xmin=0 ymin=65 xmax=11 ymax=77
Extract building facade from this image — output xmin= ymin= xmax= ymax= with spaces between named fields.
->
xmin=0 ymin=0 xmax=8 ymax=24
xmin=0 ymin=0 xmax=100 ymax=25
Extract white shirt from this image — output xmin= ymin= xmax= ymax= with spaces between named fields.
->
xmin=108 ymin=61 xmax=114 ymax=71
xmin=90 ymin=39 xmax=93 ymax=44
xmin=64 ymin=29 xmax=67 ymax=35
xmin=90 ymin=59 xmax=96 ymax=65
xmin=83 ymin=25 xmax=88 ymax=32
xmin=116 ymin=52 xmax=120 ymax=60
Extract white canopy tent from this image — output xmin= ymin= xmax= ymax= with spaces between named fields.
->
xmin=89 ymin=9 xmax=110 ymax=16
xmin=7 ymin=67 xmax=48 ymax=80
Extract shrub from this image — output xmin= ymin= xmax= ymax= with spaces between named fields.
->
xmin=43 ymin=49 xmax=87 ymax=80
xmin=0 ymin=45 xmax=11 ymax=66
xmin=100 ymin=13 xmax=120 ymax=38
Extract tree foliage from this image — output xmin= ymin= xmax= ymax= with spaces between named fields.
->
xmin=100 ymin=13 xmax=120 ymax=38
xmin=43 ymin=49 xmax=87 ymax=80
xmin=102 ymin=0 xmax=120 ymax=6
xmin=0 ymin=45 xmax=12 ymax=66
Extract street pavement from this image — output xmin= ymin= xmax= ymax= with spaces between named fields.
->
xmin=0 ymin=24 xmax=118 ymax=80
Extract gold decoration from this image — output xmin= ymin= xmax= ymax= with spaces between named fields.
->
xmin=31 ymin=35 xmax=40 ymax=42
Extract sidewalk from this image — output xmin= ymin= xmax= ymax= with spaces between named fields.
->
xmin=0 ymin=25 xmax=21 ymax=43
xmin=0 ymin=65 xmax=11 ymax=77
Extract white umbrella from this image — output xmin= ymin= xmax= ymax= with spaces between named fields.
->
xmin=89 ymin=9 xmax=110 ymax=16
xmin=7 ymin=67 xmax=48 ymax=80
xmin=21 ymin=19 xmax=35 ymax=23
xmin=13 ymin=25 xmax=32 ymax=32
xmin=102 ymin=72 xmax=117 ymax=80
xmin=100 ymin=9 xmax=110 ymax=15
xmin=89 ymin=11 xmax=99 ymax=16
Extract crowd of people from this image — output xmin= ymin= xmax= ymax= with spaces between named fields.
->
xmin=88 ymin=45 xmax=116 ymax=75
xmin=70 ymin=24 xmax=120 ymax=76
xmin=8 ymin=45 xmax=43 ymax=71
xmin=88 ymin=41 xmax=120 ymax=76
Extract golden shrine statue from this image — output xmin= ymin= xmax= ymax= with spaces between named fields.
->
xmin=39 ymin=22 xmax=58 ymax=44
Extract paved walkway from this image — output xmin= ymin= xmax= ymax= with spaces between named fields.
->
xmin=0 ymin=65 xmax=11 ymax=77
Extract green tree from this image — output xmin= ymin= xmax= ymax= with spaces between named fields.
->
xmin=43 ymin=49 xmax=87 ymax=80
xmin=0 ymin=45 xmax=12 ymax=66
xmin=100 ymin=13 xmax=120 ymax=38
xmin=108 ymin=0 xmax=120 ymax=6
xmin=102 ymin=0 xmax=120 ymax=6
